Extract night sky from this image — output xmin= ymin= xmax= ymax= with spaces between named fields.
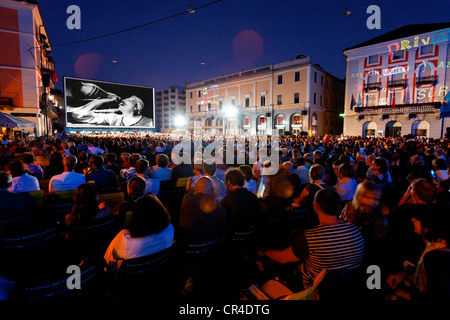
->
xmin=37 ymin=0 xmax=450 ymax=92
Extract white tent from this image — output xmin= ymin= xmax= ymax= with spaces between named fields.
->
xmin=0 ymin=112 xmax=36 ymax=129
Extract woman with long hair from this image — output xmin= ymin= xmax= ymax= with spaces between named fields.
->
xmin=65 ymin=181 xmax=110 ymax=227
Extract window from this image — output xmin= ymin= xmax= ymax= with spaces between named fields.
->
xmin=294 ymin=71 xmax=300 ymax=82
xmin=294 ymin=92 xmax=300 ymax=104
xmin=314 ymin=72 xmax=317 ymax=83
xmin=320 ymin=95 xmax=323 ymax=106
xmin=420 ymin=44 xmax=433 ymax=55
xmin=321 ymin=75 xmax=323 ymax=86
xmin=207 ymin=103 xmax=212 ymax=111
xmin=189 ymin=106 xmax=193 ymax=113
xmin=368 ymin=54 xmax=379 ymax=64
xmin=245 ymin=97 xmax=250 ymax=108
xmin=231 ymin=99 xmax=236 ymax=106
xmin=219 ymin=100 xmax=223 ymax=110
xmin=190 ymin=92 xmax=193 ymax=99
xmin=198 ymin=105 xmax=201 ymax=112
xmin=260 ymin=95 xmax=266 ymax=106
xmin=392 ymin=50 xmax=405 ymax=60
xmin=170 ymin=101 xmax=175 ymax=105
xmin=198 ymin=90 xmax=201 ymax=97
xmin=278 ymin=75 xmax=283 ymax=85
xmin=314 ymin=93 xmax=317 ymax=105
xmin=277 ymin=94 xmax=282 ymax=105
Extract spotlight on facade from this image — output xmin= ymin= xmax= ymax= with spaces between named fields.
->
xmin=223 ymin=105 xmax=238 ymax=118
xmin=174 ymin=114 xmax=187 ymax=127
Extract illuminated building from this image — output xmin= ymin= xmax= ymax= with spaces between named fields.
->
xmin=0 ymin=0 xmax=58 ymax=137
xmin=185 ymin=55 xmax=344 ymax=136
xmin=155 ymin=85 xmax=186 ymax=133
xmin=343 ymin=23 xmax=450 ymax=138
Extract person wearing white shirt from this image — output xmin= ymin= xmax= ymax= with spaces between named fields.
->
xmin=6 ymin=159 xmax=40 ymax=193
xmin=104 ymin=194 xmax=174 ymax=276
xmin=49 ymin=155 xmax=86 ymax=192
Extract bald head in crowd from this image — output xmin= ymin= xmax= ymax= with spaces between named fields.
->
xmin=195 ymin=176 xmax=214 ymax=196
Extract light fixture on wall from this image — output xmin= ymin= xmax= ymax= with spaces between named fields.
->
xmin=343 ymin=8 xmax=351 ymax=15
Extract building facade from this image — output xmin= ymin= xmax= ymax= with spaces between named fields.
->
xmin=343 ymin=23 xmax=450 ymax=139
xmin=0 ymin=0 xmax=57 ymax=138
xmin=155 ymin=85 xmax=186 ymax=133
xmin=185 ymin=55 xmax=344 ymax=136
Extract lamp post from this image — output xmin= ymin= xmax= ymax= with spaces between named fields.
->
xmin=222 ymin=105 xmax=238 ymax=136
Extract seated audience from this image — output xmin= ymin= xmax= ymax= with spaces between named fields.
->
xmin=43 ymin=151 xmax=64 ymax=180
xmin=257 ymin=189 xmax=365 ymax=292
xmin=335 ymin=163 xmax=358 ymax=202
xmin=150 ymin=153 xmax=172 ymax=182
xmin=104 ymin=193 xmax=174 ymax=275
xmin=85 ymin=155 xmax=117 ymax=193
xmin=20 ymin=152 xmax=43 ymax=180
xmin=240 ymin=165 xmax=257 ymax=194
xmin=120 ymin=154 xmax=141 ymax=184
xmin=5 ymin=160 xmax=40 ymax=192
xmin=103 ymin=153 xmax=121 ymax=175
xmin=49 ymin=155 xmax=86 ymax=192
xmin=135 ymin=159 xmax=160 ymax=196
xmin=65 ymin=181 xmax=111 ymax=227
xmin=179 ymin=176 xmax=227 ymax=244
xmin=0 ymin=171 xmax=38 ymax=216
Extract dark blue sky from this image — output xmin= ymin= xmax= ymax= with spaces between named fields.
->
xmin=38 ymin=0 xmax=450 ymax=92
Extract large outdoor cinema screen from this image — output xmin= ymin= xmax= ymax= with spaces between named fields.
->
xmin=64 ymin=77 xmax=155 ymax=129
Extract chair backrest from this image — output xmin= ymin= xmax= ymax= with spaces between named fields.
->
xmin=230 ymin=226 xmax=259 ymax=242
xmin=175 ymin=177 xmax=189 ymax=188
xmin=284 ymin=269 xmax=326 ymax=300
xmin=0 ymin=224 xmax=59 ymax=256
xmin=0 ymin=210 xmax=33 ymax=231
xmin=50 ymin=189 xmax=75 ymax=202
xmin=118 ymin=245 xmax=173 ymax=281
xmin=20 ymin=258 xmax=101 ymax=299
xmin=98 ymin=192 xmax=125 ymax=214
xmin=66 ymin=216 xmax=116 ymax=240
xmin=317 ymin=267 xmax=363 ymax=301
xmin=184 ymin=236 xmax=222 ymax=256
xmin=28 ymin=190 xmax=46 ymax=208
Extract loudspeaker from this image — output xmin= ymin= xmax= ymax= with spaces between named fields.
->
xmin=301 ymin=110 xmax=307 ymax=115
xmin=266 ymin=112 xmax=271 ymax=117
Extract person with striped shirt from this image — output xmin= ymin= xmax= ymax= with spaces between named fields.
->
xmin=258 ymin=188 xmax=365 ymax=290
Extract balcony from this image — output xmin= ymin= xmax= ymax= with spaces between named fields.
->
xmin=388 ymin=79 xmax=406 ymax=88
xmin=416 ymin=75 xmax=436 ymax=86
xmin=364 ymin=82 xmax=381 ymax=92
xmin=353 ymin=102 xmax=441 ymax=115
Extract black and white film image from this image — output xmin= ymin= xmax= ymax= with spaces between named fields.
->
xmin=64 ymin=77 xmax=155 ymax=128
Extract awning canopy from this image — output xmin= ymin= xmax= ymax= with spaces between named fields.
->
xmin=0 ymin=112 xmax=37 ymax=129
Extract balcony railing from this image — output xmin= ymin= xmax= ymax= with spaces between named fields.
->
xmin=364 ymin=82 xmax=381 ymax=92
xmin=388 ymin=79 xmax=406 ymax=88
xmin=416 ymin=75 xmax=436 ymax=86
xmin=354 ymin=102 xmax=440 ymax=115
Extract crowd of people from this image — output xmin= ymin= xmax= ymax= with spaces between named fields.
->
xmin=0 ymin=131 xmax=449 ymax=301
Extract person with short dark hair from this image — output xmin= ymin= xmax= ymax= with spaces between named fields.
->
xmin=119 ymin=154 xmax=141 ymax=184
xmin=85 ymin=155 xmax=117 ymax=193
xmin=135 ymin=159 xmax=160 ymax=195
xmin=150 ymin=153 xmax=172 ymax=182
xmin=366 ymin=157 xmax=392 ymax=188
xmin=220 ymin=168 xmax=262 ymax=237
xmin=6 ymin=160 xmax=40 ymax=192
xmin=43 ymin=151 xmax=64 ymax=180
xmin=20 ymin=152 xmax=43 ymax=180
xmin=104 ymin=153 xmax=121 ymax=175
xmin=257 ymin=188 xmax=365 ymax=291
xmin=104 ymin=193 xmax=174 ymax=274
